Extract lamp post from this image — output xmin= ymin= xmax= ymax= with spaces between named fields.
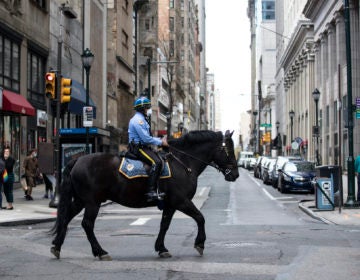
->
xmin=81 ymin=48 xmax=95 ymax=154
xmin=289 ymin=110 xmax=295 ymax=144
xmin=252 ymin=111 xmax=258 ymax=153
xmin=276 ymin=121 xmax=281 ymax=156
xmin=344 ymin=0 xmax=356 ymax=207
xmin=312 ymin=88 xmax=320 ymax=166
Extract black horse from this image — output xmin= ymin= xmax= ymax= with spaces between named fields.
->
xmin=50 ymin=130 xmax=239 ymax=260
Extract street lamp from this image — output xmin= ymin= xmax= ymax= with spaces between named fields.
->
xmin=289 ymin=110 xmax=295 ymax=144
xmin=81 ymin=48 xmax=95 ymax=154
xmin=276 ymin=121 xmax=280 ymax=132
xmin=252 ymin=111 xmax=258 ymax=153
xmin=312 ymin=88 xmax=320 ymax=166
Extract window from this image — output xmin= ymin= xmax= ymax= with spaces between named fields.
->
xmin=169 ymin=0 xmax=174 ymax=8
xmin=27 ymin=49 xmax=46 ymax=107
xmin=169 ymin=40 xmax=174 ymax=57
xmin=333 ymin=100 xmax=338 ymax=127
xmin=181 ymin=17 xmax=184 ymax=28
xmin=169 ymin=17 xmax=174 ymax=32
xmin=262 ymin=0 xmax=275 ymax=20
xmin=31 ymin=0 xmax=46 ymax=9
xmin=0 ymin=34 xmax=20 ymax=92
xmin=181 ymin=0 xmax=184 ymax=10
xmin=145 ymin=19 xmax=150 ymax=30
xmin=122 ymin=30 xmax=129 ymax=49
xmin=123 ymin=0 xmax=129 ymax=12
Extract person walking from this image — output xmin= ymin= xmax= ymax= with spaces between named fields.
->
xmin=355 ymin=154 xmax=360 ymax=201
xmin=23 ymin=148 xmax=40 ymax=201
xmin=0 ymin=157 xmax=5 ymax=209
xmin=1 ymin=146 xmax=16 ymax=209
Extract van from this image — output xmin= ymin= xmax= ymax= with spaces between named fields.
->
xmin=237 ymin=151 xmax=254 ymax=168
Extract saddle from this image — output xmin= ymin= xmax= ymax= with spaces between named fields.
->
xmin=118 ymin=150 xmax=172 ymax=179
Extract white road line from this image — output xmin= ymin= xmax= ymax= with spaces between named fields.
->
xmin=262 ymin=188 xmax=275 ymax=200
xmin=130 ymin=217 xmax=151 ymax=226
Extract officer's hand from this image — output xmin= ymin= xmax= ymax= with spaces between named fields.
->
xmin=162 ymin=136 xmax=169 ymax=147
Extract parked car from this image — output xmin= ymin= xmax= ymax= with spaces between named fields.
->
xmin=271 ymin=156 xmax=303 ymax=188
xmin=262 ymin=158 xmax=276 ymax=185
xmin=238 ymin=151 xmax=254 ymax=168
xmin=277 ymin=160 xmax=316 ymax=193
xmin=260 ymin=157 xmax=276 ymax=180
xmin=245 ymin=157 xmax=257 ymax=170
xmin=253 ymin=156 xmax=265 ymax=178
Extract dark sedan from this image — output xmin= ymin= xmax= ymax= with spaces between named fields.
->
xmin=277 ymin=160 xmax=316 ymax=193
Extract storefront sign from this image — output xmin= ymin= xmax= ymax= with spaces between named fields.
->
xmin=37 ymin=110 xmax=48 ymax=127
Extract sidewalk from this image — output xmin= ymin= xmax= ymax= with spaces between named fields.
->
xmin=0 ymin=184 xmax=57 ymax=226
xmin=0 ymin=179 xmax=360 ymax=226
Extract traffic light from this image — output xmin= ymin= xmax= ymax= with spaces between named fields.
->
xmin=60 ymin=77 xmax=72 ymax=103
xmin=45 ymin=72 xmax=56 ymax=99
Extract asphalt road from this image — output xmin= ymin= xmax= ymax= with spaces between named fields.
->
xmin=0 ymin=167 xmax=359 ymax=279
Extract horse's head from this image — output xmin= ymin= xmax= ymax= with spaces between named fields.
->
xmin=213 ymin=130 xmax=239 ymax=182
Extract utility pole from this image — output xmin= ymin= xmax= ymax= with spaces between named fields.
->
xmin=343 ymin=0 xmax=356 ymax=207
xmin=49 ymin=4 xmax=77 ymax=208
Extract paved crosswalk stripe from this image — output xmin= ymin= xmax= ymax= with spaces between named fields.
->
xmin=130 ymin=217 xmax=151 ymax=226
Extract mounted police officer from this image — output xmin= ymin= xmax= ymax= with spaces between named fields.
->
xmin=128 ymin=96 xmax=168 ymax=201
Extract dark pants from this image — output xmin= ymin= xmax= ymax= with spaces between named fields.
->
xmin=357 ymin=173 xmax=360 ymax=201
xmin=43 ymin=174 xmax=54 ymax=194
xmin=130 ymin=144 xmax=163 ymax=189
xmin=3 ymin=173 xmax=14 ymax=203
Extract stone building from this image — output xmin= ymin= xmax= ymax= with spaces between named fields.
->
xmin=275 ymin=0 xmax=360 ymax=167
xmin=137 ymin=0 xmax=202 ymax=136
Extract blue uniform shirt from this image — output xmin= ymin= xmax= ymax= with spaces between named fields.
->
xmin=128 ymin=112 xmax=162 ymax=146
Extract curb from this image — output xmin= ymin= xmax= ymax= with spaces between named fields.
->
xmin=298 ymin=201 xmax=336 ymax=225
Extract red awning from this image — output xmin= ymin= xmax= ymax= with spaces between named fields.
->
xmin=1 ymin=89 xmax=35 ymax=116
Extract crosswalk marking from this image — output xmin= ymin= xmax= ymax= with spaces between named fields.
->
xmin=130 ymin=217 xmax=151 ymax=226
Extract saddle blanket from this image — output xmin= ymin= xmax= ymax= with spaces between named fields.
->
xmin=119 ymin=157 xmax=172 ymax=179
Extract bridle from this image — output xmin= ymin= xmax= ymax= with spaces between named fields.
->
xmin=167 ymin=135 xmax=235 ymax=175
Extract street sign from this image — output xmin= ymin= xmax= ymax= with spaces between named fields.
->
xmin=356 ymin=97 xmax=360 ymax=119
xmin=260 ymin=123 xmax=272 ymax=128
xmin=83 ymin=106 xmax=93 ymax=127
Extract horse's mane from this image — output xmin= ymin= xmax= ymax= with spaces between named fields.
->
xmin=168 ymin=130 xmax=223 ymax=148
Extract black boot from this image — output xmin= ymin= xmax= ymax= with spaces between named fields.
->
xmin=146 ymin=168 xmax=165 ymax=201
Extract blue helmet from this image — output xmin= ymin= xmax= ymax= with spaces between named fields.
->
xmin=134 ymin=96 xmax=151 ymax=110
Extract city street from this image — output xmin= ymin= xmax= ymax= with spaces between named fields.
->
xmin=0 ymin=167 xmax=359 ymax=279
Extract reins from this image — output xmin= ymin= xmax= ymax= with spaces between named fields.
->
xmin=167 ymin=144 xmax=226 ymax=174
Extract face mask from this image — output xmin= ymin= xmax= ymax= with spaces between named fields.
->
xmin=146 ymin=108 xmax=152 ymax=117
xmin=33 ymin=152 xmax=37 ymax=158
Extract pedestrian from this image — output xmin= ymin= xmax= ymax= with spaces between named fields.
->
xmin=0 ymin=156 xmax=5 ymax=209
xmin=1 ymin=146 xmax=16 ymax=210
xmin=42 ymin=173 xmax=54 ymax=199
xmin=128 ymin=96 xmax=168 ymax=201
xmin=22 ymin=148 xmax=41 ymax=200
xmin=355 ymin=154 xmax=360 ymax=201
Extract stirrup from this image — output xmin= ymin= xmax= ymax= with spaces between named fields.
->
xmin=146 ymin=189 xmax=165 ymax=201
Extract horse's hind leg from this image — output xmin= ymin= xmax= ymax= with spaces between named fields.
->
xmin=177 ymin=200 xmax=206 ymax=256
xmin=81 ymin=204 xmax=111 ymax=261
xmin=155 ymin=207 xmax=175 ymax=258
xmin=51 ymin=199 xmax=84 ymax=259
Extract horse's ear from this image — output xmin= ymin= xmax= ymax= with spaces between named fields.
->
xmin=225 ymin=130 xmax=234 ymax=137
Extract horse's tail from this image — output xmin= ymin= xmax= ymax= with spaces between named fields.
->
xmin=50 ymin=158 xmax=78 ymax=236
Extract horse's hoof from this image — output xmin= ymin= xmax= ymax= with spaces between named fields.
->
xmin=159 ymin=251 xmax=172 ymax=258
xmin=99 ymin=254 xmax=112 ymax=261
xmin=51 ymin=247 xmax=60 ymax=259
xmin=194 ymin=245 xmax=204 ymax=256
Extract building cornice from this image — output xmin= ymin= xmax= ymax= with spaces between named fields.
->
xmin=279 ymin=20 xmax=314 ymax=73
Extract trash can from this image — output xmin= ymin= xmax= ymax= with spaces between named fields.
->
xmin=315 ymin=165 xmax=342 ymax=206
xmin=315 ymin=176 xmax=335 ymax=210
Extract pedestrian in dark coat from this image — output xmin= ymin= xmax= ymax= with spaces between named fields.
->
xmin=1 ymin=146 xmax=16 ymax=209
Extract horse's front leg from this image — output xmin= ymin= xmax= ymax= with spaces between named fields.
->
xmin=155 ymin=207 xmax=175 ymax=258
xmin=177 ymin=200 xmax=206 ymax=256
